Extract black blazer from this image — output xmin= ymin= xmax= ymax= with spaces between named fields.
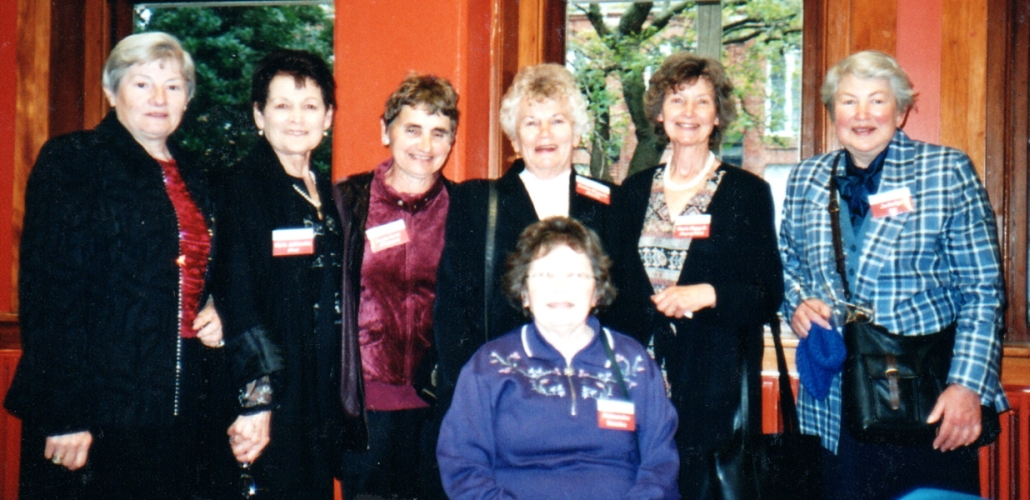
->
xmin=433 ymin=161 xmax=618 ymax=394
xmin=602 ymin=164 xmax=783 ymax=452
xmin=5 ymin=112 xmax=212 ymax=434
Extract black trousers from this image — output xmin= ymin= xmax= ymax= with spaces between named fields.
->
xmin=19 ymin=421 xmax=199 ymax=500
xmin=340 ymin=408 xmax=433 ymax=499
xmin=821 ymin=425 xmax=980 ymax=500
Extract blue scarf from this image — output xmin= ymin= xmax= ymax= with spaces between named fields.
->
xmin=835 ymin=146 xmax=889 ymax=228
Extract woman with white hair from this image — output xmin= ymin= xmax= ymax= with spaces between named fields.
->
xmin=4 ymin=31 xmax=222 ymax=498
xmin=781 ymin=50 xmax=1007 ymax=498
xmin=433 ymin=64 xmax=618 ymax=408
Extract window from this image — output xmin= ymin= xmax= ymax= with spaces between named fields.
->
xmin=134 ymin=1 xmax=334 ymax=172
xmin=765 ymin=47 xmax=801 ymax=137
xmin=565 ymin=1 xmax=803 ymax=183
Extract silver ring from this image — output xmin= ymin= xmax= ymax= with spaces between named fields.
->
xmin=216 ymin=339 xmax=225 ymax=348
xmin=51 ymin=454 xmax=62 ymax=465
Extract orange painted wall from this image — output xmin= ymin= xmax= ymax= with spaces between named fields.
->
xmin=0 ymin=0 xmax=17 ymax=314
xmin=332 ymin=0 xmax=495 ymax=183
xmin=896 ymin=0 xmax=943 ymax=143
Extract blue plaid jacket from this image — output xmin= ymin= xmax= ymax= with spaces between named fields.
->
xmin=779 ymin=130 xmax=1008 ymax=453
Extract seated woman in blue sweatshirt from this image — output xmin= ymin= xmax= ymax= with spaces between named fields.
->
xmin=437 ymin=217 xmax=680 ymax=500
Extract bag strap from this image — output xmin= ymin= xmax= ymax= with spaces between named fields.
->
xmin=770 ymin=318 xmax=802 ymax=435
xmin=483 ymin=181 xmax=499 ymax=343
xmin=599 ymin=328 xmax=630 ymax=398
xmin=827 ymin=153 xmax=852 ymax=302
xmin=734 ymin=317 xmax=802 ymax=438
xmin=599 ymin=327 xmax=640 ymax=458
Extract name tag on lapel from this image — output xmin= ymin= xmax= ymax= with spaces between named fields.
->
xmin=869 ymin=187 xmax=915 ymax=218
xmin=272 ymin=227 xmax=315 ymax=256
xmin=575 ymin=175 xmax=611 ymax=205
xmin=597 ymin=398 xmax=636 ymax=431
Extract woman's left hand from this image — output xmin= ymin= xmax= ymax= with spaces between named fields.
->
xmin=228 ymin=411 xmax=271 ymax=463
xmin=652 ymin=284 xmax=716 ymax=319
xmin=194 ymin=298 xmax=224 ymax=348
xmin=927 ymin=383 xmax=983 ymax=452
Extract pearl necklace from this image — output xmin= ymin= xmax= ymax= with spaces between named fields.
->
xmin=663 ymin=151 xmax=718 ymax=191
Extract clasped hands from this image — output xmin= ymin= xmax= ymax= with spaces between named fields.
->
xmin=652 ymin=283 xmax=716 ymax=320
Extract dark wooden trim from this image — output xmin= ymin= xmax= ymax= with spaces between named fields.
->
xmin=0 ymin=314 xmax=19 ymax=351
xmin=800 ymin=0 xmax=828 ymax=159
xmin=986 ymin=0 xmax=1030 ymax=346
xmin=48 ymin=0 xmax=87 ymax=139
xmin=542 ymin=0 xmax=566 ymax=65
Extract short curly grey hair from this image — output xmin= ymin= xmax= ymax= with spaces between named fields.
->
xmin=103 ymin=32 xmax=196 ymax=100
xmin=821 ymin=50 xmax=915 ymax=119
xmin=499 ymin=64 xmax=591 ymax=142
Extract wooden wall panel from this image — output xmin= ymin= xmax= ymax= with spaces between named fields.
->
xmin=852 ymin=0 xmax=898 ymax=54
xmin=13 ymin=0 xmax=51 ymax=315
xmin=48 ymin=0 xmax=86 ymax=139
xmin=83 ymin=0 xmax=111 ymax=130
xmin=940 ymin=0 xmax=988 ymax=176
xmin=800 ymin=0 xmax=829 ymax=159
xmin=0 ymin=350 xmax=21 ymax=500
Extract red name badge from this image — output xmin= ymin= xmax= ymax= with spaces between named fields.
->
xmin=673 ymin=214 xmax=711 ymax=239
xmin=575 ymin=176 xmax=611 ymax=205
xmin=597 ymin=399 xmax=636 ymax=431
xmin=272 ymin=227 xmax=315 ymax=256
xmin=868 ymin=187 xmax=915 ymax=219
xmin=366 ymin=219 xmax=409 ymax=253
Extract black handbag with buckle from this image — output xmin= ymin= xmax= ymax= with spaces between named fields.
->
xmin=840 ymin=321 xmax=955 ymax=446
xmin=828 ymin=155 xmax=1000 ymax=448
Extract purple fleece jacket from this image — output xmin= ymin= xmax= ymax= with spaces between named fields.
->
xmin=437 ymin=316 xmax=680 ymax=500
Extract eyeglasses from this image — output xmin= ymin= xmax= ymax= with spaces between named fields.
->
xmin=527 ymin=271 xmax=594 ymax=282
xmin=240 ymin=462 xmax=258 ymax=499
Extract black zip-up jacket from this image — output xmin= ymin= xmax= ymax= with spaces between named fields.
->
xmin=4 ymin=112 xmax=213 ymax=435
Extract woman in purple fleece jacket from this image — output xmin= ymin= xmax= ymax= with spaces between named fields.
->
xmin=437 ymin=217 xmax=680 ymax=500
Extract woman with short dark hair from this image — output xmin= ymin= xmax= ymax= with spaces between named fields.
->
xmin=604 ymin=52 xmax=783 ymax=498
xmin=213 ymin=48 xmax=342 ymax=499
xmin=438 ymin=217 xmax=679 ymax=500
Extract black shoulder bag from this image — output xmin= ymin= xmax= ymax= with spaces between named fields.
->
xmin=828 ymin=155 xmax=1000 ymax=447
xmin=712 ymin=318 xmax=823 ymax=500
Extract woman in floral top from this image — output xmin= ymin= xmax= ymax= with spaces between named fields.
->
xmin=602 ymin=52 xmax=783 ymax=498
xmin=437 ymin=217 xmax=679 ymax=500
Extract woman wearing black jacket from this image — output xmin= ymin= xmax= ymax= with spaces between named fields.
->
xmin=212 ymin=49 xmax=342 ymax=499
xmin=602 ymin=52 xmax=783 ymax=498
xmin=4 ymin=32 xmax=221 ymax=499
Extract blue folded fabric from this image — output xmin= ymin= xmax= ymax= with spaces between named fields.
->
xmin=796 ymin=322 xmax=846 ymax=400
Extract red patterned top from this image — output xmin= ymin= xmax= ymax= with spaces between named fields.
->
xmin=158 ymin=159 xmax=211 ymax=338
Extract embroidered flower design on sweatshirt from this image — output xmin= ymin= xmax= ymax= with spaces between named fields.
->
xmin=489 ymin=351 xmax=646 ymax=401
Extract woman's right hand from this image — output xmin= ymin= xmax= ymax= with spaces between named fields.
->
xmin=45 ymin=431 xmax=93 ymax=471
xmin=228 ymin=411 xmax=271 ymax=463
xmin=790 ymin=299 xmax=833 ymax=338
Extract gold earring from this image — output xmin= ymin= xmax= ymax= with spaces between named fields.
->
xmin=323 ymin=130 xmax=329 ymax=137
